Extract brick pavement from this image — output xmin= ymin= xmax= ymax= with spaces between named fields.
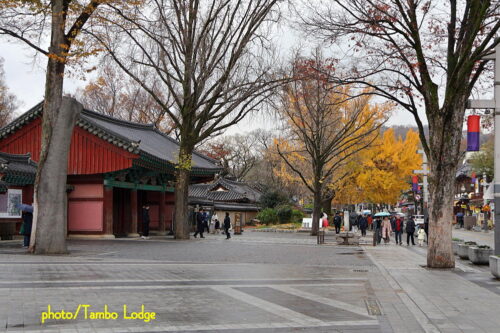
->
xmin=0 ymin=232 xmax=498 ymax=332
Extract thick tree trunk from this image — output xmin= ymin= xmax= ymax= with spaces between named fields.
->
xmin=29 ymin=0 xmax=76 ymax=254
xmin=311 ymin=189 xmax=322 ymax=236
xmin=173 ymin=144 xmax=193 ymax=239
xmin=31 ymin=98 xmax=82 ymax=254
xmin=321 ymin=194 xmax=334 ymax=216
xmin=426 ymin=103 xmax=465 ymax=268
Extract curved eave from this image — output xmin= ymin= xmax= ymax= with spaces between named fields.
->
xmin=76 ymin=117 xmax=141 ymax=154
xmin=137 ymin=151 xmax=222 ymax=175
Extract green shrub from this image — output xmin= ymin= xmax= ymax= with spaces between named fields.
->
xmin=259 ymin=190 xmax=289 ymax=209
xmin=452 ymin=238 xmax=464 ymax=242
xmin=465 ymin=241 xmax=477 ymax=245
xmin=291 ymin=209 xmax=305 ymax=223
xmin=477 ymin=245 xmax=491 ymax=249
xmin=256 ymin=208 xmax=278 ymax=225
xmin=276 ymin=205 xmax=293 ymax=224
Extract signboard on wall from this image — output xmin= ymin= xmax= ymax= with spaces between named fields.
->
xmin=0 ymin=189 xmax=22 ymax=218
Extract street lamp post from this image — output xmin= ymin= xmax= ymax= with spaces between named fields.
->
xmin=467 ymin=40 xmax=500 ymax=254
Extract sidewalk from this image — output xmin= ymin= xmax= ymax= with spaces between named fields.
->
xmin=452 ymin=228 xmax=494 ymax=247
xmin=364 ymin=242 xmax=500 ymax=333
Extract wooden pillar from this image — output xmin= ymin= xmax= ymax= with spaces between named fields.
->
xmin=103 ymin=186 xmax=115 ymax=239
xmin=158 ymin=191 xmax=167 ymax=235
xmin=128 ymin=189 xmax=139 ymax=237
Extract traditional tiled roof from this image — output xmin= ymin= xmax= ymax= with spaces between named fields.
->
xmin=0 ymin=152 xmax=37 ymax=185
xmin=0 ymin=102 xmax=221 ymax=173
xmin=189 ymin=177 xmax=262 ymax=203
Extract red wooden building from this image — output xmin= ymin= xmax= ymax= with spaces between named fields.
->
xmin=0 ymin=103 xmax=221 ymax=238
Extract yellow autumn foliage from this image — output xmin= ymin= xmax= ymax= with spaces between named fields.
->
xmin=353 ymin=128 xmax=421 ymax=204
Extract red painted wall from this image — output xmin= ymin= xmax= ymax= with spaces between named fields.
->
xmin=0 ymin=117 xmax=138 ymax=175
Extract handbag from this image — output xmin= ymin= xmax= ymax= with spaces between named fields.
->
xmin=19 ymin=223 xmax=25 ymax=235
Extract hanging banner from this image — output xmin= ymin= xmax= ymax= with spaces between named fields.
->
xmin=467 ymin=115 xmax=480 ymax=151
xmin=412 ymin=175 xmax=418 ymax=192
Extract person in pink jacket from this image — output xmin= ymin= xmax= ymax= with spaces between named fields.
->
xmin=381 ymin=217 xmax=392 ymax=244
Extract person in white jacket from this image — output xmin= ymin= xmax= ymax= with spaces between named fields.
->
xmin=417 ymin=227 xmax=426 ymax=246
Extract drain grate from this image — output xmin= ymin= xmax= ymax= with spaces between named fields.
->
xmin=352 ymin=269 xmax=369 ymax=272
xmin=364 ymin=298 xmax=382 ymax=315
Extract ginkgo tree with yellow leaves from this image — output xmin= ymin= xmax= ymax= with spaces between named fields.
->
xmin=276 ymin=53 xmax=388 ymax=236
xmin=356 ymin=129 xmax=421 ymax=204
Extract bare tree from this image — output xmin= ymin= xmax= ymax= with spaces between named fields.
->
xmin=0 ymin=58 xmax=17 ymax=127
xmin=76 ymin=64 xmax=175 ymax=133
xmin=0 ymin=0 xmax=108 ymax=253
xmin=89 ymin=0 xmax=284 ymax=239
xmin=200 ymin=132 xmax=264 ymax=180
xmin=302 ymin=0 xmax=500 ymax=267
xmin=276 ymin=55 xmax=386 ymax=236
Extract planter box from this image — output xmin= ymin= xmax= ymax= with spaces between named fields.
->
xmin=468 ymin=247 xmax=492 ymax=265
xmin=452 ymin=241 xmax=463 ymax=255
xmin=490 ymin=256 xmax=500 ymax=279
xmin=457 ymin=243 xmax=470 ymax=259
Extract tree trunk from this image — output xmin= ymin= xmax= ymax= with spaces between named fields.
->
xmin=173 ymin=144 xmax=193 ymax=239
xmin=311 ymin=189 xmax=322 ymax=236
xmin=426 ymin=103 xmax=465 ymax=268
xmin=31 ymin=98 xmax=82 ymax=254
xmin=29 ymin=0 xmax=76 ymax=254
xmin=321 ymin=194 xmax=334 ymax=216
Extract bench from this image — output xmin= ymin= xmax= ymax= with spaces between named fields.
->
xmin=335 ymin=232 xmax=360 ymax=245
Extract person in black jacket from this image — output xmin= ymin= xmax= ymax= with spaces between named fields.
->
xmin=406 ymin=217 xmax=416 ymax=246
xmin=194 ymin=208 xmax=205 ymax=238
xmin=359 ymin=214 xmax=368 ymax=236
xmin=141 ymin=205 xmax=150 ymax=239
xmin=333 ymin=212 xmax=342 ymax=234
xmin=224 ymin=212 xmax=231 ymax=239
xmin=21 ymin=209 xmax=33 ymax=248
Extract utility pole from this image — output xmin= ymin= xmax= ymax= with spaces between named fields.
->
xmin=467 ymin=41 xmax=500 ymax=254
xmin=414 ymin=150 xmax=429 ymax=214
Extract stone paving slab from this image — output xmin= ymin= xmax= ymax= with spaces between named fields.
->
xmin=364 ymin=244 xmax=500 ymax=333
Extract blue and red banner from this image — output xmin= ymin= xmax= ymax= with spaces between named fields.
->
xmin=467 ymin=115 xmax=480 ymax=151
xmin=412 ymin=175 xmax=418 ymax=192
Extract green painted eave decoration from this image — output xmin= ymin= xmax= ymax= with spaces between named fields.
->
xmin=2 ymin=173 xmax=35 ymax=186
xmin=103 ymin=179 xmax=174 ymax=192
xmin=137 ymin=152 xmax=220 ymax=176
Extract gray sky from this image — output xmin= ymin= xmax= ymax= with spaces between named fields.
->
xmin=1 ymin=37 xmax=420 ymax=136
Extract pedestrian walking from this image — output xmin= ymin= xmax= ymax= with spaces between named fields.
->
xmin=352 ymin=213 xmax=359 ymax=233
xmin=456 ymin=212 xmax=464 ymax=228
xmin=141 ymin=205 xmax=150 ymax=239
xmin=212 ymin=213 xmax=220 ymax=234
xmin=203 ymin=210 xmax=210 ymax=233
xmin=359 ymin=214 xmax=368 ymax=237
xmin=394 ymin=216 xmax=403 ymax=245
xmin=194 ymin=208 xmax=205 ymax=238
xmin=322 ymin=213 xmax=329 ymax=228
xmin=16 ymin=204 xmax=33 ymax=248
xmin=374 ymin=217 xmax=382 ymax=244
xmin=381 ymin=217 xmax=392 ymax=244
xmin=424 ymin=217 xmax=429 ymax=243
xmin=406 ymin=216 xmax=416 ymax=246
xmin=367 ymin=215 xmax=373 ymax=230
xmin=333 ymin=212 xmax=342 ymax=234
xmin=224 ymin=212 xmax=231 ymax=239
xmin=417 ymin=227 xmax=426 ymax=246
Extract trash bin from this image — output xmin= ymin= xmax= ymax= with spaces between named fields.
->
xmin=464 ymin=216 xmax=477 ymax=230
xmin=0 ymin=222 xmax=16 ymax=240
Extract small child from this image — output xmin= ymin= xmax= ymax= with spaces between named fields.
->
xmin=417 ymin=227 xmax=426 ymax=246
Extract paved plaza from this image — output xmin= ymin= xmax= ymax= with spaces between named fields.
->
xmin=0 ymin=231 xmax=499 ymax=333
